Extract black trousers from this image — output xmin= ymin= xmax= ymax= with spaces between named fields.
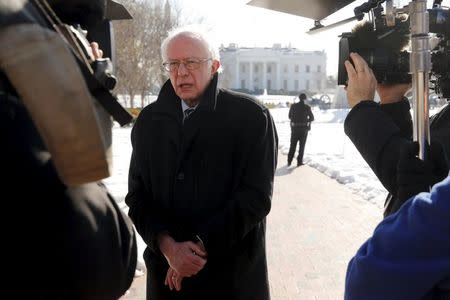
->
xmin=288 ymin=127 xmax=309 ymax=164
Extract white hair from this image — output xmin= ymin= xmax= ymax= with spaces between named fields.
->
xmin=161 ymin=24 xmax=222 ymax=71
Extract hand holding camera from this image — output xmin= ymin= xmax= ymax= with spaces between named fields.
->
xmin=344 ymin=52 xmax=377 ymax=107
xmin=90 ymin=41 xmax=103 ymax=60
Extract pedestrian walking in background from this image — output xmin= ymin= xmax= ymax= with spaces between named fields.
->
xmin=288 ymin=93 xmax=315 ymax=166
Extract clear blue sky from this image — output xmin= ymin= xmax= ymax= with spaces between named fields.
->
xmin=177 ymin=0 xmax=449 ymax=76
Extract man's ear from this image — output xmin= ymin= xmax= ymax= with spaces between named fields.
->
xmin=211 ymin=59 xmax=220 ymax=74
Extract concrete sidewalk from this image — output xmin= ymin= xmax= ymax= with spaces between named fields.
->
xmin=121 ymin=155 xmax=382 ymax=300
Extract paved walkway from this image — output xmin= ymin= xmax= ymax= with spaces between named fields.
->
xmin=121 ymin=154 xmax=382 ymax=300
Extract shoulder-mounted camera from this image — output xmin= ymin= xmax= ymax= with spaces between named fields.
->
xmin=337 ymin=0 xmax=450 ymax=99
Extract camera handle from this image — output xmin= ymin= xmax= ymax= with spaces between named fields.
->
xmin=32 ymin=0 xmax=132 ymax=126
xmin=409 ymin=0 xmax=432 ymax=160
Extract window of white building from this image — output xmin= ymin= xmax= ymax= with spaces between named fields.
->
xmin=267 ymin=65 xmax=271 ymax=73
xmin=267 ymin=80 xmax=271 ymax=90
xmin=295 ymin=65 xmax=299 ymax=73
xmin=295 ymin=80 xmax=299 ymax=91
xmin=254 ymin=65 xmax=259 ymax=72
xmin=317 ymin=65 xmax=321 ymax=73
xmin=241 ymin=79 xmax=246 ymax=89
xmin=284 ymin=65 xmax=288 ymax=73
xmin=240 ymin=64 xmax=246 ymax=73
xmin=306 ymin=80 xmax=310 ymax=90
xmin=306 ymin=65 xmax=310 ymax=73
xmin=283 ymin=80 xmax=287 ymax=90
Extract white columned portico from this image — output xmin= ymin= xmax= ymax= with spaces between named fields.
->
xmin=249 ymin=61 xmax=254 ymax=92
xmin=277 ymin=59 xmax=282 ymax=90
xmin=262 ymin=61 xmax=267 ymax=91
xmin=235 ymin=58 xmax=240 ymax=89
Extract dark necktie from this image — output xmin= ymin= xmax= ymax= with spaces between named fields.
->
xmin=184 ymin=107 xmax=195 ymax=122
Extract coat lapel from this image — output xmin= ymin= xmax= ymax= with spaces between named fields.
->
xmin=152 ymin=79 xmax=183 ymax=124
xmin=178 ymin=74 xmax=219 ymax=168
xmin=149 ymin=80 xmax=183 ymax=174
xmin=153 ymin=74 xmax=219 ymax=170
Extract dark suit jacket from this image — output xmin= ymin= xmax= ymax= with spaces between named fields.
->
xmin=126 ymin=74 xmax=278 ymax=300
xmin=289 ymin=101 xmax=315 ymax=126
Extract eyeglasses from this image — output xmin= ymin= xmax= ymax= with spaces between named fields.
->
xmin=162 ymin=58 xmax=212 ymax=72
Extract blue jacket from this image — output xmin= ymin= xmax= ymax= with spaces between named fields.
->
xmin=345 ymin=174 xmax=450 ymax=300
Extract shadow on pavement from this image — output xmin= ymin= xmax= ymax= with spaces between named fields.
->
xmin=275 ymin=165 xmax=295 ymax=176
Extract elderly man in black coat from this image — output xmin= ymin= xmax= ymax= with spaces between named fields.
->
xmin=126 ymin=25 xmax=278 ymax=300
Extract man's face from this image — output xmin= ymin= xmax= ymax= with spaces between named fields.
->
xmin=165 ymin=35 xmax=220 ymax=104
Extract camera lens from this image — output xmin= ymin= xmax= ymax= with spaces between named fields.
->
xmin=429 ymin=8 xmax=450 ymax=37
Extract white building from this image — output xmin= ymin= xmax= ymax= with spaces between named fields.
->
xmin=219 ymin=43 xmax=327 ymax=95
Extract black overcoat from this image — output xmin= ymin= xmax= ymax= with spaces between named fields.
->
xmin=126 ymin=74 xmax=278 ymax=300
xmin=344 ymin=99 xmax=450 ymax=216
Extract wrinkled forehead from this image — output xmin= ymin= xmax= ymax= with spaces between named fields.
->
xmin=166 ymin=33 xmax=210 ymax=60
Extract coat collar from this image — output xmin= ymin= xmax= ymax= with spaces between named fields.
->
xmin=153 ymin=73 xmax=219 ymax=118
xmin=153 ymin=74 xmax=220 ymax=171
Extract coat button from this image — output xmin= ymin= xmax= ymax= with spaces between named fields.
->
xmin=177 ymin=172 xmax=185 ymax=180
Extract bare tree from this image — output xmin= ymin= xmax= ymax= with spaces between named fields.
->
xmin=113 ymin=0 xmax=179 ymax=108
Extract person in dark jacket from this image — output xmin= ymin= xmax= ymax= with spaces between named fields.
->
xmin=345 ymin=170 xmax=450 ymax=300
xmin=125 ymin=25 xmax=278 ymax=300
xmin=344 ymin=51 xmax=449 ymax=217
xmin=0 ymin=1 xmax=137 ymax=299
xmin=287 ymin=93 xmax=314 ymax=166
xmin=342 ymin=20 xmax=449 ymax=217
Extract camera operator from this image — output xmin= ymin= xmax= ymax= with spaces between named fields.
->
xmin=343 ymin=21 xmax=450 ymax=218
xmin=344 ymin=51 xmax=450 ymax=300
xmin=0 ymin=0 xmax=136 ymax=299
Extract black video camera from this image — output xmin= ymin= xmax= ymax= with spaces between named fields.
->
xmin=44 ymin=0 xmax=133 ymax=125
xmin=50 ymin=0 xmax=117 ymax=89
xmin=337 ymin=0 xmax=450 ymax=99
